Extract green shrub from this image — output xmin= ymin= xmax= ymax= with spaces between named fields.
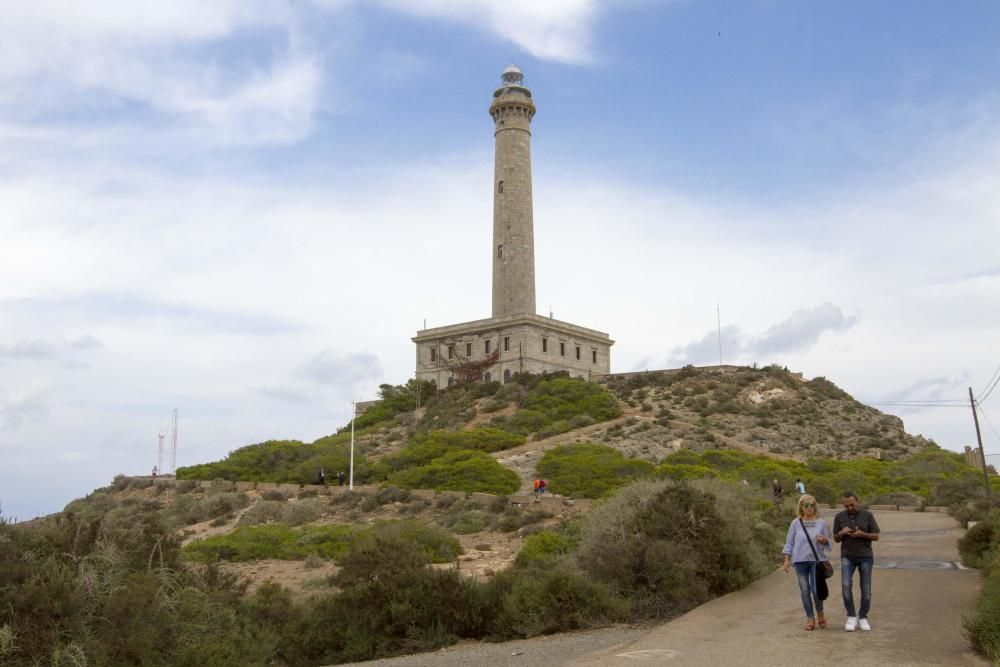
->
xmin=516 ymin=531 xmax=574 ymax=566
xmin=388 ymin=450 xmax=520 ymax=495
xmin=959 ymin=511 xmax=1000 ymax=569
xmin=500 ymin=377 xmax=621 ymax=438
xmin=238 ymin=498 xmax=324 ymax=527
xmin=575 ymin=479 xmax=779 ymax=618
xmin=536 ymin=443 xmax=654 ymax=498
xmin=487 ymin=565 xmax=628 ymax=638
xmin=183 ymin=524 xmax=357 ymax=562
xmin=965 ymin=547 xmax=1000 ymax=662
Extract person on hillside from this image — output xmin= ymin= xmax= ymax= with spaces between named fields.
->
xmin=317 ymin=468 xmax=326 ymax=485
xmin=833 ymin=490 xmax=880 ymax=632
xmin=782 ymin=493 xmax=832 ymax=630
xmin=772 ymin=479 xmax=784 ymax=505
xmin=151 ymin=465 xmax=158 ymax=479
xmin=532 ymin=479 xmax=540 ymax=497
xmin=337 ymin=471 xmax=345 ymax=486
xmin=538 ymin=479 xmax=547 ymax=495
xmin=795 ymin=478 xmax=806 ymax=495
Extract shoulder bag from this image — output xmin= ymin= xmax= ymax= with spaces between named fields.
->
xmin=799 ymin=517 xmax=833 ymax=601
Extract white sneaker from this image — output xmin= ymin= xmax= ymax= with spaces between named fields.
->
xmin=845 ymin=616 xmax=858 ymax=632
xmin=859 ymin=618 xmax=871 ymax=631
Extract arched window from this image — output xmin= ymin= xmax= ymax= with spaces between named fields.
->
xmin=483 ymin=372 xmax=492 ymax=383
xmin=497 ymin=245 xmax=503 ymax=259
xmin=498 ymin=180 xmax=504 ymax=194
xmin=503 ymin=369 xmax=511 ymax=384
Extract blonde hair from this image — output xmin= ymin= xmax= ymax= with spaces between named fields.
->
xmin=797 ymin=494 xmax=819 ymax=518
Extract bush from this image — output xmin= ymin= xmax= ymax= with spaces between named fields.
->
xmin=516 ymin=531 xmax=574 ymax=566
xmin=575 ymin=479 xmax=780 ymax=618
xmin=388 ymin=450 xmax=521 ymax=495
xmin=238 ymin=498 xmax=324 ymax=527
xmin=500 ymin=377 xmax=621 ymax=438
xmin=486 ymin=564 xmax=628 ymax=638
xmin=965 ymin=548 xmax=1000 ymax=663
xmin=959 ymin=511 xmax=1000 ymax=569
xmin=536 ymin=443 xmax=654 ymax=498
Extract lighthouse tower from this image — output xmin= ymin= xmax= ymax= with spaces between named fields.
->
xmin=490 ymin=64 xmax=536 ymax=318
xmin=412 ymin=66 xmax=613 ymax=387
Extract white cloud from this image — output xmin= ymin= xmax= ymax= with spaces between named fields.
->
xmin=375 ymin=0 xmax=600 ymax=64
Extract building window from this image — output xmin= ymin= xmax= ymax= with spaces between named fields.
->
xmin=466 ymin=342 xmax=472 ymax=356
xmin=448 ymin=345 xmax=454 ymax=359
xmin=498 ymin=180 xmax=504 ymax=194
xmin=576 ymin=346 xmax=581 ymax=360
xmin=497 ymin=244 xmax=503 ymax=259
xmin=485 ymin=340 xmax=491 ymax=355
xmin=542 ymin=338 xmax=548 ymax=353
xmin=430 ymin=347 xmax=437 ymax=362
xmin=560 ymin=342 xmax=565 ymax=356
xmin=503 ymin=369 xmax=511 ymax=384
xmin=592 ymin=350 xmax=597 ymax=364
xmin=447 ymin=376 xmax=454 ymax=387
xmin=504 ymin=336 xmax=510 ymax=352
xmin=484 ymin=372 xmax=491 ymax=383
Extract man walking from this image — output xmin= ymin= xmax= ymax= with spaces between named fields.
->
xmin=833 ymin=491 xmax=880 ymax=632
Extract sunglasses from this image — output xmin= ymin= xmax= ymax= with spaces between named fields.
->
xmin=802 ymin=503 xmax=816 ymax=508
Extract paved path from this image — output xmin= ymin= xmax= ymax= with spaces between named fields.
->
xmin=350 ymin=510 xmax=987 ymax=667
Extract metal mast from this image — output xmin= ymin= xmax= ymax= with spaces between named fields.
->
xmin=170 ymin=408 xmax=178 ymax=473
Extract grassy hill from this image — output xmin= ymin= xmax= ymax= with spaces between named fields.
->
xmin=4 ymin=367 xmax=998 ymax=666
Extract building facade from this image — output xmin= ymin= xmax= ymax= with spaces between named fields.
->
xmin=413 ymin=65 xmax=613 ymax=386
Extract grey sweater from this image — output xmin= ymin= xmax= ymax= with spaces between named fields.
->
xmin=783 ymin=518 xmax=832 ymax=564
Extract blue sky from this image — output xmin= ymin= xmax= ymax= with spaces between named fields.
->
xmin=2 ymin=1 xmax=999 ymax=519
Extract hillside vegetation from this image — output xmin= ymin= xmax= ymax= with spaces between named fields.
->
xmin=4 ymin=367 xmax=998 ymax=665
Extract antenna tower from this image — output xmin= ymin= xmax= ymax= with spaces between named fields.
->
xmin=157 ymin=433 xmax=165 ymax=471
xmin=170 ymin=409 xmax=178 ymax=473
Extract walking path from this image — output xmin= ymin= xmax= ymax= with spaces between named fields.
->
xmin=349 ymin=510 xmax=987 ymax=666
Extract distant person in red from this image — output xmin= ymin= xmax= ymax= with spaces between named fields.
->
xmin=151 ymin=465 xmax=158 ymax=479
xmin=538 ymin=479 xmax=547 ymax=495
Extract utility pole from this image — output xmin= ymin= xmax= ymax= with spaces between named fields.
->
xmin=170 ymin=408 xmax=178 ymax=474
xmin=969 ymin=387 xmax=990 ymax=496
xmin=157 ymin=433 xmax=165 ymax=472
xmin=717 ymin=304 xmax=723 ymax=367
xmin=349 ymin=398 xmax=356 ymax=491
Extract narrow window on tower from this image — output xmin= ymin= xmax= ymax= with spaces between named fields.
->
xmin=430 ymin=348 xmax=437 ymax=362
xmin=498 ymin=180 xmax=504 ymax=194
xmin=448 ymin=345 xmax=454 ymax=359
xmin=592 ymin=350 xmax=597 ymax=364
xmin=503 ymin=369 xmax=511 ymax=384
xmin=560 ymin=342 xmax=565 ymax=357
xmin=485 ymin=340 xmax=491 ymax=355
xmin=466 ymin=342 xmax=472 ymax=356
xmin=576 ymin=346 xmax=581 ymax=360
xmin=497 ymin=245 xmax=503 ymax=259
xmin=504 ymin=336 xmax=510 ymax=352
xmin=542 ymin=338 xmax=548 ymax=353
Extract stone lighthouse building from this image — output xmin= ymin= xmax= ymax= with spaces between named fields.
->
xmin=412 ymin=65 xmax=613 ymax=387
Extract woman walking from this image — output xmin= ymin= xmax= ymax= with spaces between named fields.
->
xmin=782 ymin=494 xmax=832 ymax=630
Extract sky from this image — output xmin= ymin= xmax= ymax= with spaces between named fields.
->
xmin=2 ymin=1 xmax=999 ymax=519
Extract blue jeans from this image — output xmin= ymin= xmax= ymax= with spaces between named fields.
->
xmin=794 ymin=562 xmax=823 ymax=618
xmin=841 ymin=557 xmax=873 ymax=618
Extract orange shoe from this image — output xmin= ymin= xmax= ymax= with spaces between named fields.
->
xmin=805 ymin=618 xmax=815 ymax=631
xmin=817 ymin=613 xmax=827 ymax=628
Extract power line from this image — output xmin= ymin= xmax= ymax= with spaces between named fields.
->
xmin=867 ymin=401 xmax=966 ymax=408
xmin=977 ymin=365 xmax=1000 ymax=404
xmin=977 ymin=401 xmax=1000 ymax=444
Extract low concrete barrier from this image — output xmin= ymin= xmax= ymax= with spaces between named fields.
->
xmin=256 ymin=482 xmax=277 ymax=491
xmin=235 ymin=481 xmax=255 ymax=491
xmin=277 ymin=483 xmax=300 ymax=494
